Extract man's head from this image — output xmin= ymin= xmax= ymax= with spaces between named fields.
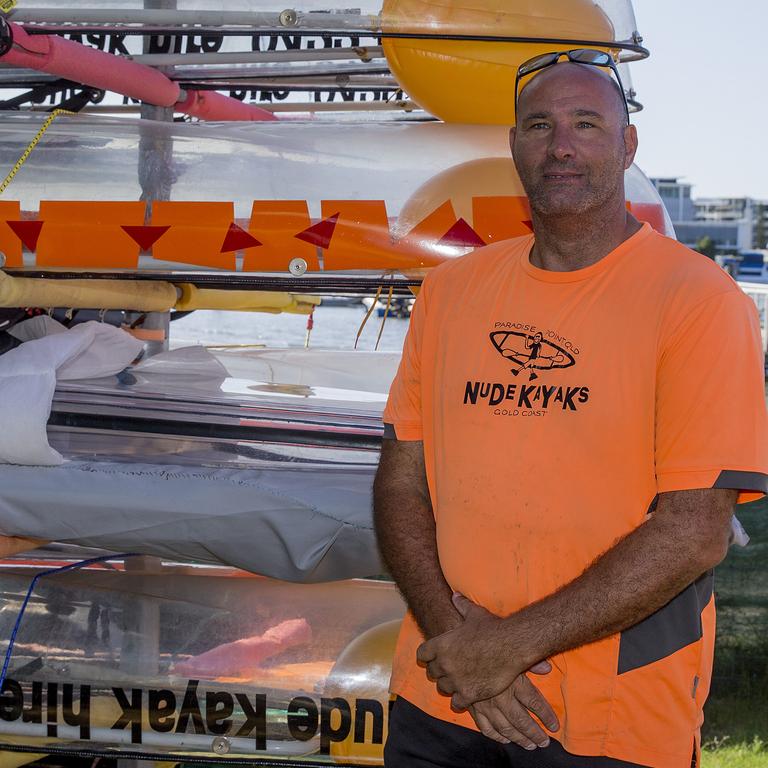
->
xmin=510 ymin=62 xmax=638 ymax=220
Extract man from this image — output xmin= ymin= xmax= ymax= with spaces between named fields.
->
xmin=503 ymin=331 xmax=564 ymax=380
xmin=374 ymin=56 xmax=768 ymax=768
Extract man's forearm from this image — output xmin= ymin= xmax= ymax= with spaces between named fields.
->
xmin=373 ymin=440 xmax=461 ymax=638
xmin=375 ymin=439 xmax=561 ymax=747
xmin=504 ymin=488 xmax=737 ymax=667
xmin=416 ymin=489 xmax=738 ymax=708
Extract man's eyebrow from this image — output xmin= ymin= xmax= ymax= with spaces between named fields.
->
xmin=521 ymin=108 xmax=606 ymax=121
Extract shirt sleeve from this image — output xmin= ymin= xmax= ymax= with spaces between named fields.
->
xmin=382 ymin=282 xmax=429 ymax=442
xmin=655 ymin=288 xmax=768 ymax=503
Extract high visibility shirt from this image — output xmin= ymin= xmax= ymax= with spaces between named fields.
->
xmin=383 ymin=223 xmax=768 ymax=768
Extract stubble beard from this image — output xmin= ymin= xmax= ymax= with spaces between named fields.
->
xmin=523 ymin=167 xmax=624 ymax=220
xmin=514 ymin=141 xmax=627 ymax=222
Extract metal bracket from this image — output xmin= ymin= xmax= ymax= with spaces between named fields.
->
xmin=289 ymin=257 xmax=308 ymax=277
xmin=279 ymin=8 xmax=298 ymax=27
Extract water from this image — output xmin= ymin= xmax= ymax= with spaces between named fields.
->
xmin=171 ymin=305 xmax=410 ymax=352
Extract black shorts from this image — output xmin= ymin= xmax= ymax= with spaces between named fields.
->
xmin=384 ymin=697 xmax=647 ymax=768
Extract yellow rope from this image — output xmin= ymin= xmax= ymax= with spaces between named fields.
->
xmin=355 ymin=286 xmax=382 ymax=350
xmin=375 ymin=284 xmax=394 ymax=351
xmin=0 ymin=109 xmax=74 ymax=196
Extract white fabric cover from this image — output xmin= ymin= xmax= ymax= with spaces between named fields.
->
xmin=0 ymin=459 xmax=382 ymax=581
xmin=0 ymin=320 xmax=143 ymax=465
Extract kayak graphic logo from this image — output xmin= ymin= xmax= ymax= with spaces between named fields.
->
xmin=490 ymin=330 xmax=576 ymax=382
xmin=462 ymin=324 xmax=588 ymax=415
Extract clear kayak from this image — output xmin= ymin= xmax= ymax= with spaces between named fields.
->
xmin=0 ymin=554 xmax=404 ymax=765
xmin=0 ymin=346 xmax=400 ymax=582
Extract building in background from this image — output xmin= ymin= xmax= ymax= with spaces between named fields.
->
xmin=652 ymin=178 xmax=767 ymax=255
xmin=695 ymin=197 xmax=768 ymax=251
xmin=653 ymin=177 xmax=696 ymax=222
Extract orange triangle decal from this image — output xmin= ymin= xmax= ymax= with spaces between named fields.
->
xmin=295 ymin=213 xmax=339 ymax=249
xmin=122 ymin=225 xmax=170 ymax=251
xmin=7 ymin=220 xmax=44 ymax=251
xmin=220 ymin=222 xmax=261 ymax=253
xmin=438 ymin=218 xmax=486 ymax=248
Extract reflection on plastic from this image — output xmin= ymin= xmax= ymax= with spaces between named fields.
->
xmin=0 ymin=118 xmax=672 ymax=273
xmin=0 ymin=563 xmax=405 ymax=764
xmin=382 ymin=0 xmax=617 ymax=125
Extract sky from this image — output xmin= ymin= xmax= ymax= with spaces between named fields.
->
xmin=629 ymin=0 xmax=766 ymax=199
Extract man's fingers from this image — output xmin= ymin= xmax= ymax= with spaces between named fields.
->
xmin=514 ymin=675 xmax=560 ymax=733
xmin=451 ymin=592 xmax=491 ymax=620
xmin=469 ymin=705 xmax=511 ymax=745
xmin=528 ymin=660 xmax=552 ymax=675
xmin=483 ymin=699 xmax=544 ymax=751
xmin=416 ymin=641 xmax=435 ymax=666
xmin=450 ymin=692 xmax=470 ymax=710
xmin=451 ymin=592 xmax=472 ymax=617
xmin=425 ymin=660 xmax=445 ymax=682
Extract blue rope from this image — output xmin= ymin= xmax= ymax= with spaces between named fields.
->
xmin=0 ymin=553 xmax=135 ymax=691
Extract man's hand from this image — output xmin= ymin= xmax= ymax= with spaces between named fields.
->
xmin=417 ymin=595 xmax=544 ymax=711
xmin=470 ymin=673 xmax=559 ymax=750
xmin=423 ymin=595 xmax=559 ymax=748
xmin=421 ymin=489 xmax=738 ymax=711
xmin=417 ymin=596 xmax=529 ymax=708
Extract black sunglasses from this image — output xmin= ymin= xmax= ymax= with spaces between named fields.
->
xmin=514 ymin=48 xmax=630 ymax=126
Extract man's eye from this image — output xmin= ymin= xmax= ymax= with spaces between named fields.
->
xmin=577 ymin=121 xmax=595 ymax=128
xmin=529 ymin=122 xmax=549 ymax=130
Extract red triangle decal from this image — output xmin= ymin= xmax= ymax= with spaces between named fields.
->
xmin=122 ymin=225 xmax=170 ymax=251
xmin=295 ymin=213 xmax=339 ymax=250
xmin=438 ymin=218 xmax=486 ymax=248
xmin=522 ymin=220 xmax=534 ymax=232
xmin=220 ymin=222 xmax=261 ymax=253
xmin=7 ymin=220 xmax=44 ymax=251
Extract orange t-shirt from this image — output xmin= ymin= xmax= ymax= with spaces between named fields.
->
xmin=382 ymin=224 xmax=768 ymax=768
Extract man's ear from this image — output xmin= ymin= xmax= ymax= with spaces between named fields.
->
xmin=623 ymin=124 xmax=638 ymax=170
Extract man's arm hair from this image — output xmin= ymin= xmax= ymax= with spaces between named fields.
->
xmin=418 ymin=487 xmax=739 ymax=709
xmin=373 ymin=437 xmax=461 ymax=638
xmin=508 ymin=487 xmax=737 ymax=664
xmin=375 ymin=436 xmax=564 ymax=750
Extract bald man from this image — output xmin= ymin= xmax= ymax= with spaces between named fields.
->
xmin=375 ymin=59 xmax=768 ymax=767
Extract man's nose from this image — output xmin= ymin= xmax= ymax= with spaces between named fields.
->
xmin=548 ymin=124 xmax=576 ymax=161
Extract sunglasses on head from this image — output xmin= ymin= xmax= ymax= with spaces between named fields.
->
xmin=514 ymin=48 xmax=630 ymax=126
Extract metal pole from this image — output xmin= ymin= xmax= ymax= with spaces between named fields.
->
xmin=10 ymin=9 xmax=380 ymax=31
xmin=126 ymin=46 xmax=382 ymax=66
xmin=126 ymin=0 xmax=177 ymax=357
xmin=121 ymin=20 xmax=174 ymax=768
xmin=119 ymin=556 xmax=164 ymax=768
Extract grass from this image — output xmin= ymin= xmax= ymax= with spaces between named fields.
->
xmin=700 ymin=496 xmax=768 ymax=767
xmin=704 ymin=695 xmax=768 ymax=746
xmin=701 ymin=739 xmax=768 ymax=768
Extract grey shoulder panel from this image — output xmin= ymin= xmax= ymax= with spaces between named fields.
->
xmin=713 ymin=470 xmax=768 ymax=493
xmin=618 ymin=570 xmax=713 ymax=675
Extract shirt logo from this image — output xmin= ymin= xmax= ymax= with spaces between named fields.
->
xmin=490 ymin=330 xmax=576 ymax=382
xmin=462 ymin=323 xmax=589 ymax=416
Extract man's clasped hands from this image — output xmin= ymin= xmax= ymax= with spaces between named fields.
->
xmin=416 ymin=594 xmax=559 ymax=751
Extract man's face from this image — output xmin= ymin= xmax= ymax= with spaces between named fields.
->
xmin=510 ymin=63 xmax=637 ymax=218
